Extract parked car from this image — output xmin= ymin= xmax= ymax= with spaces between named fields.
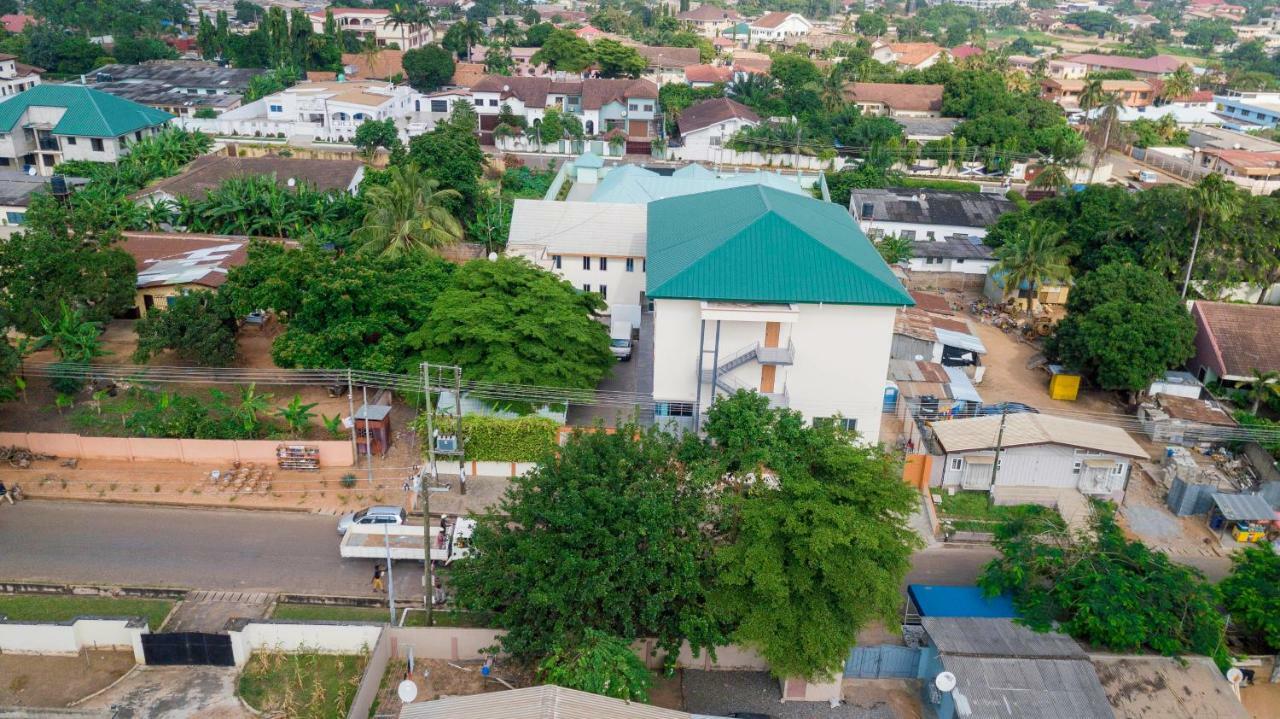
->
xmin=337 ymin=505 xmax=407 ymax=535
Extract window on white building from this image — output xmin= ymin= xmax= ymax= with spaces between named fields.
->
xmin=474 ymin=98 xmax=483 ymax=106
xmin=1072 ymin=460 xmax=1082 ymax=475
xmin=488 ymin=99 xmax=498 ymax=107
xmin=582 ymin=283 xmax=590 ymax=292
xmin=710 ymin=136 xmax=722 ymax=146
xmin=65 ymin=137 xmax=75 ymax=145
xmin=625 ymin=258 xmax=634 ymax=272
xmin=900 ymin=230 xmax=916 ymax=241
xmin=552 ymin=255 xmax=561 ymax=269
xmin=6 ymin=211 xmax=24 ymax=225
xmin=655 ymin=402 xmax=694 ymax=417
xmin=949 ymin=457 xmax=964 ymax=471
xmin=90 ymin=138 xmax=104 ymax=152
xmin=599 ymin=257 xmax=607 ymax=271
xmin=599 ymin=285 xmax=607 ymax=299
xmin=430 ymin=100 xmax=447 ymax=112
xmin=1110 ymin=463 xmax=1126 ymax=476
xmin=269 ymin=104 xmax=283 ymax=113
xmin=582 ymin=256 xmax=591 ymax=270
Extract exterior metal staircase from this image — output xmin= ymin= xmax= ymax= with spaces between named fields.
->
xmin=698 ymin=341 xmax=794 ymax=407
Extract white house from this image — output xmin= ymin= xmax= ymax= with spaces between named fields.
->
xmin=506 ymin=199 xmax=648 ymax=325
xmin=0 ymin=84 xmax=172 ymax=175
xmin=843 ymin=82 xmax=945 ymax=118
xmin=849 ymin=189 xmax=1015 ymax=276
xmin=747 ymin=12 xmax=812 ymax=44
xmin=469 ymin=75 xmax=659 ymax=144
xmin=0 ymin=52 xmax=40 ymax=98
xmin=870 ymin=42 xmax=949 ymax=71
xmin=677 ymin=4 xmax=742 ymax=38
xmin=930 ymin=413 xmax=1147 ymax=501
xmin=308 ymin=7 xmax=432 ymax=50
xmin=647 ymin=184 xmax=912 ymax=441
xmin=672 ymin=97 xmax=759 ymax=162
xmin=177 ymin=80 xmax=422 ymax=144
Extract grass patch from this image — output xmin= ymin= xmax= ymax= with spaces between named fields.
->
xmin=0 ymin=594 xmax=174 ymax=630
xmin=936 ymin=491 xmax=1064 ymax=533
xmin=238 ymin=651 xmax=367 ymax=718
xmin=270 ymin=603 xmax=391 ymax=623
xmin=897 ymin=177 xmax=982 ymax=193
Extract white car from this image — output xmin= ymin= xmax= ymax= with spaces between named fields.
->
xmin=336 ymin=505 xmax=407 ymax=535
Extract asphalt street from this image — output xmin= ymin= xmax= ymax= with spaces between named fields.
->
xmin=0 ymin=501 xmax=1232 ymax=598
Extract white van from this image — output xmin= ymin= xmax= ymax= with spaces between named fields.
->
xmin=609 ymin=320 xmax=633 ymax=361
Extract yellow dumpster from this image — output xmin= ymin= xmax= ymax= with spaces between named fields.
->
xmin=1048 ymin=365 xmax=1080 ymax=401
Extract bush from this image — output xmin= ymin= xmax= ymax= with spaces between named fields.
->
xmin=896 ymin=177 xmax=983 ymax=192
xmin=340 ymin=473 xmax=358 ymax=489
xmin=435 ymin=415 xmax=560 ymax=461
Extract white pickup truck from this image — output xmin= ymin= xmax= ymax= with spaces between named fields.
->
xmin=338 ymin=518 xmax=475 ymax=564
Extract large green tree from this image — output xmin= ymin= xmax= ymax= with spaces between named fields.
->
xmin=1046 ymin=262 xmax=1195 ymax=394
xmin=1221 ymin=546 xmax=1280 ymax=653
xmin=450 ymin=422 xmax=724 ymax=664
xmin=592 ymin=38 xmax=645 ymax=78
xmin=530 ymin=28 xmax=593 ymax=73
xmin=402 ymin=44 xmax=456 ymax=92
xmin=133 ymin=290 xmax=238 ymax=367
xmin=705 ymin=392 xmax=921 ymax=680
xmin=408 ymin=257 xmax=613 ymax=393
xmin=981 ymin=504 xmax=1228 ymax=666
xmin=406 ymin=104 xmax=486 ymax=218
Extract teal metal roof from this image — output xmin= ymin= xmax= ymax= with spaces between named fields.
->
xmin=646 ymin=185 xmax=914 ymax=306
xmin=0 ymin=84 xmax=173 ymax=138
xmin=575 ymin=150 xmax=604 ymax=169
xmin=591 ymin=165 xmax=807 ymax=204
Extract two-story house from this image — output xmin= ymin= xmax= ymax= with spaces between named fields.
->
xmin=0 ymin=84 xmax=171 ymax=175
xmin=308 ymin=7 xmax=432 ymax=50
xmin=843 ymin=83 xmax=945 ymax=118
xmin=0 ymin=53 xmax=41 ymax=98
xmin=647 ymin=185 xmax=912 ymax=440
xmin=747 ymin=12 xmax=812 ymax=44
xmin=677 ymin=5 xmax=742 ymax=38
xmin=850 ymin=189 xmax=1015 ymax=280
xmin=1041 ymin=78 xmax=1155 ymax=111
xmin=469 ymin=75 xmax=659 ymax=147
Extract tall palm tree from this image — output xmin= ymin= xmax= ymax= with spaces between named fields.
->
xmin=1245 ymin=369 xmax=1279 ymax=414
xmin=1087 ymin=91 xmax=1124 ymax=183
xmin=1160 ymin=64 xmax=1195 ymax=104
xmin=1181 ymin=173 xmax=1244 ymax=298
xmin=1030 ymin=160 xmax=1072 ymax=193
xmin=993 ymin=219 xmax=1072 ymax=320
xmin=727 ymin=74 xmax=776 ymax=109
xmin=355 ymin=165 xmax=464 ymax=258
xmin=1077 ymin=77 xmax=1106 ymax=138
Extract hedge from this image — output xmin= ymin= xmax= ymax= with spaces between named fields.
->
xmin=457 ymin=415 xmax=560 ymax=462
xmin=896 ymin=178 xmax=983 ymax=192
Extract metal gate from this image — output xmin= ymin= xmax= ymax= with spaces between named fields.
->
xmin=844 ymin=645 xmax=921 ymax=679
xmin=141 ymin=632 xmax=234 ymax=666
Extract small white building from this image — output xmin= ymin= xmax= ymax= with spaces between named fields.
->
xmin=0 ymin=52 xmax=41 ymax=99
xmin=849 ymin=188 xmax=1015 ymax=273
xmin=308 ymin=7 xmax=432 ymax=50
xmin=930 ymin=413 xmax=1147 ymax=500
xmin=747 ymin=12 xmax=812 ymax=44
xmin=0 ymin=84 xmax=172 ymax=175
xmin=647 ymin=184 xmax=912 ymax=441
xmin=506 ymin=199 xmax=648 ymax=325
xmin=673 ymin=97 xmax=759 ymax=162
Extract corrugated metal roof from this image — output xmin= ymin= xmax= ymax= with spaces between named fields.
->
xmin=850 ymin=188 xmax=1015 ymax=228
xmin=934 ymin=327 xmax=986 ymax=354
xmin=1211 ymin=492 xmax=1276 ymax=521
xmin=507 ymin=200 xmax=647 ymax=257
xmin=908 ymin=585 xmax=1018 ymax=618
xmin=589 ymin=164 xmax=805 ymax=205
xmin=940 ymin=656 xmax=1115 ymax=719
xmin=923 ymin=617 xmax=1083 ymax=658
xmin=930 ymin=413 xmax=1147 ymax=458
xmin=646 ymin=185 xmax=914 ymax=306
xmin=0 ymin=84 xmax=172 ymax=137
xmin=399 ymin=685 xmax=697 ymax=719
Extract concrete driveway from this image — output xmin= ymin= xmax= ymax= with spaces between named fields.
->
xmin=567 ymin=311 xmax=653 ymax=427
xmin=78 ymin=666 xmax=250 ymax=719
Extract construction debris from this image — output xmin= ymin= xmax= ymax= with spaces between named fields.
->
xmin=0 ymin=446 xmax=53 ymax=468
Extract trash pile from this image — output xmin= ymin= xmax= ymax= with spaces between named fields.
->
xmin=0 ymin=446 xmax=53 ymax=468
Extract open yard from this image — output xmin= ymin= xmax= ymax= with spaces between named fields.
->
xmin=0 ymin=593 xmax=174 ymax=630
xmin=0 ymin=650 xmax=135 ymax=708
xmin=270 ymin=602 xmax=493 ymax=628
xmin=935 ymin=491 xmax=1062 ymax=533
xmin=237 ymin=651 xmax=368 ymax=718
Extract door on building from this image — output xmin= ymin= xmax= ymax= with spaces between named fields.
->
xmin=764 ymin=321 xmax=780 ymax=348
xmin=961 ymin=456 xmax=995 ymax=490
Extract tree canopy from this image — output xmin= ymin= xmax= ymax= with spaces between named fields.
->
xmin=133 ymin=290 xmax=238 ymax=367
xmin=403 ymin=44 xmax=456 ymax=92
xmin=1221 ymin=546 xmax=1280 ymax=653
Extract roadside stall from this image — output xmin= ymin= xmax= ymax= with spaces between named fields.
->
xmin=1208 ymin=492 xmax=1277 ymax=544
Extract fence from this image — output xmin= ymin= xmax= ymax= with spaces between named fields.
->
xmin=903 ymin=270 xmax=987 ymax=293
xmin=0 ymin=432 xmax=355 ymax=467
xmin=347 ymin=627 xmax=394 ymax=719
xmin=226 ymin=619 xmax=384 ymax=667
xmin=0 ymin=618 xmax=149 ymax=662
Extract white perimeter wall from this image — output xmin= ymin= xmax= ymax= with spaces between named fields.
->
xmin=0 ymin=619 xmax=148 ymax=662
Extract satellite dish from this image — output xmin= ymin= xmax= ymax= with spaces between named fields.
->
xmin=1227 ymin=668 xmax=1244 ymax=686
xmin=935 ymin=672 xmax=957 ymax=693
xmin=397 ymin=679 xmax=419 ymax=703
xmin=286 ymin=177 xmax=296 ymax=187
xmin=487 ymin=251 xmax=498 ymax=261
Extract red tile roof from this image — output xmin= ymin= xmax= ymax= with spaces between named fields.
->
xmin=678 ymin=5 xmax=741 ymax=21
xmin=1065 ymin=53 xmax=1183 ymax=74
xmin=950 ymin=44 xmax=983 ymax=60
xmin=636 ymin=46 xmax=701 ymax=68
xmin=752 ymin=11 xmax=797 ymax=29
xmin=844 ymin=82 xmax=944 ymax=112
xmin=1193 ymin=301 xmax=1280 ymax=377
xmin=684 ymin=64 xmax=733 ymax=83
xmin=470 ymin=75 xmax=658 ymax=109
xmin=0 ymin=14 xmax=32 ymax=33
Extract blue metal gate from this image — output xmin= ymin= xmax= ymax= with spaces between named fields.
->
xmin=844 ymin=645 xmax=921 ymax=678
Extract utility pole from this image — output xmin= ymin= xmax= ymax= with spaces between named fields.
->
xmin=383 ymin=522 xmax=396 ymax=624
xmin=418 ymin=362 xmax=465 ymax=625
xmin=989 ymin=405 xmax=1009 ymax=487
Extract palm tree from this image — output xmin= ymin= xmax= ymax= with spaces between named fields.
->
xmin=1087 ymin=91 xmax=1124 ymax=183
xmin=1160 ymin=64 xmax=1195 ymax=104
xmin=359 ymin=34 xmax=381 ymax=79
xmin=1030 ymin=160 xmax=1071 ymax=193
xmin=355 ymin=165 xmax=464 ymax=258
xmin=1078 ymin=77 xmax=1106 ymax=137
xmin=453 ymin=19 xmax=485 ymax=62
xmin=1181 ymin=173 xmax=1244 ymax=298
xmin=993 ymin=219 xmax=1072 ymax=320
xmin=1245 ymin=369 xmax=1280 ymax=414
xmin=727 ymin=74 xmax=777 ymax=109
xmin=494 ymin=18 xmax=520 ymax=44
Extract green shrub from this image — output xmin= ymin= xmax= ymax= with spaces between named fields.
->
xmin=419 ymin=415 xmax=559 ymax=462
xmin=896 ymin=178 xmax=983 ymax=192
xmin=340 ymin=473 xmax=358 ymax=489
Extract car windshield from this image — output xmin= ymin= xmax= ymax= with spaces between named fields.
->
xmin=352 ymin=509 xmax=368 ymax=520
xmin=611 ymin=339 xmax=630 ymax=347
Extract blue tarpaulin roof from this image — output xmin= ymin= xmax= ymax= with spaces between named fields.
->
xmin=908 ymin=584 xmax=1018 ymax=618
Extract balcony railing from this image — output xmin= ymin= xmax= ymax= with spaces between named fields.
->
xmin=756 ymin=340 xmax=795 ymax=365
xmin=37 ymin=138 xmax=58 ymax=151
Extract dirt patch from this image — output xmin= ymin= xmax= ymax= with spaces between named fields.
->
xmin=648 ymin=671 xmax=684 ymax=711
xmin=842 ymin=678 xmax=924 ymax=719
xmin=1242 ymin=658 xmax=1280 ymax=719
xmin=374 ymin=658 xmax=535 ymax=714
xmin=0 ymin=650 xmax=134 ymax=707
xmin=1118 ymin=466 xmax=1228 ymax=558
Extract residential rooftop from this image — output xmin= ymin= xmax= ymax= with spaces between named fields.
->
xmin=133 ymin=154 xmax=364 ymax=201
xmin=588 ymin=163 xmax=805 ymax=204
xmin=850 ymin=188 xmax=1016 ymax=228
xmin=0 ymin=170 xmax=86 ymax=207
xmin=0 ymin=84 xmax=173 ymax=137
xmin=930 ymin=413 xmax=1147 ymax=458
xmin=843 ymin=82 xmax=944 ymax=113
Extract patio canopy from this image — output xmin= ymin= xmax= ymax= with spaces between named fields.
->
xmin=1211 ymin=492 xmax=1276 ymax=522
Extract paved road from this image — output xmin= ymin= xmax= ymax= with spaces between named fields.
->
xmin=0 ymin=502 xmax=1231 ymax=597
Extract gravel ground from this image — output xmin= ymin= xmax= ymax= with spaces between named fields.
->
xmin=1121 ymin=504 xmax=1182 ymax=540
xmin=683 ymin=670 xmax=913 ymax=719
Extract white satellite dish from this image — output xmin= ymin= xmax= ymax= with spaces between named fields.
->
xmin=935 ymin=672 xmax=957 ymax=693
xmin=487 ymin=251 xmax=498 ymax=261
xmin=397 ymin=679 xmax=419 ymax=703
xmin=1227 ymin=667 xmax=1244 ymax=686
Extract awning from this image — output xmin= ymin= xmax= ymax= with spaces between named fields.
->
xmin=944 ymin=366 xmax=983 ymax=404
xmin=1212 ymin=492 xmax=1276 ymax=522
xmin=935 ymin=327 xmax=987 ymax=354
xmin=907 ymin=584 xmax=1017 ymax=618
xmin=964 ymin=454 xmax=996 ymax=464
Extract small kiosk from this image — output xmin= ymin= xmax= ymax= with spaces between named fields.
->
xmin=353 ymin=404 xmax=392 ymax=456
xmin=1208 ymin=492 xmax=1276 ymax=543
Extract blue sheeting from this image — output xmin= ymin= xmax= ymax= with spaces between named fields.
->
xmin=908 ymin=584 xmax=1018 ymax=618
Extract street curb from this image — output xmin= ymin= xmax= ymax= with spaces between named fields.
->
xmin=69 ymin=663 xmax=141 ymax=707
xmin=0 ymin=582 xmax=190 ymax=599
xmin=14 ymin=495 xmax=319 ymax=514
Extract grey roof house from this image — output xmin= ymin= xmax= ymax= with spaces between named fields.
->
xmin=920 ymin=617 xmax=1114 ymax=719
xmin=850 ymin=189 xmax=1015 ymax=279
xmin=84 ymin=61 xmax=266 ymax=118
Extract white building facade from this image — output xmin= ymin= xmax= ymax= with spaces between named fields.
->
xmin=309 ymin=8 xmax=432 ymax=50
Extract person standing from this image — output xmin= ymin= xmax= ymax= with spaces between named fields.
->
xmin=372 ymin=564 xmax=385 ymax=593
xmin=0 ymin=481 xmax=12 ymax=505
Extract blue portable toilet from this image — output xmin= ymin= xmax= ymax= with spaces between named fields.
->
xmin=883 ymin=381 xmax=899 ymax=412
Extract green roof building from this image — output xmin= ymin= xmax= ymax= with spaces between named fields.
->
xmin=645 ymin=185 xmax=912 ymax=441
xmin=0 ymin=84 xmax=173 ymax=175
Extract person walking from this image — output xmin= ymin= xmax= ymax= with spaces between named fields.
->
xmin=0 ymin=481 xmax=12 ymax=505
xmin=372 ymin=564 xmax=385 ymax=593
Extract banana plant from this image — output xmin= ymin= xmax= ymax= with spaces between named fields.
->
xmin=276 ymin=394 xmax=319 ymax=437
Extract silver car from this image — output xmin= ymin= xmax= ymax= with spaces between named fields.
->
xmin=337 ymin=505 xmax=407 ymax=535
